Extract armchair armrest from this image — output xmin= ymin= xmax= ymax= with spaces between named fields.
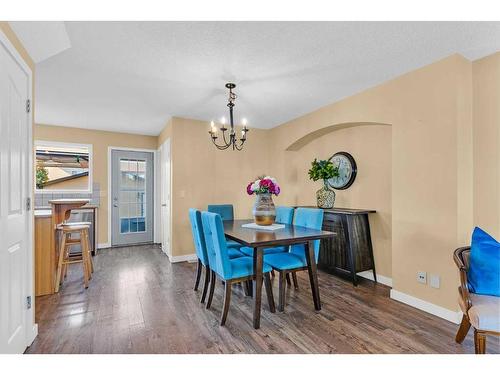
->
xmin=454 ymin=246 xmax=472 ymax=311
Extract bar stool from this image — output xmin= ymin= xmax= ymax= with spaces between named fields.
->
xmin=55 ymin=222 xmax=93 ymax=292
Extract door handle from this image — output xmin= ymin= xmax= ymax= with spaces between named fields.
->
xmin=161 ymin=204 xmax=167 ymax=207
xmin=113 ymin=203 xmax=118 ymax=208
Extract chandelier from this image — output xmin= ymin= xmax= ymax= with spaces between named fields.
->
xmin=208 ymin=83 xmax=249 ymax=151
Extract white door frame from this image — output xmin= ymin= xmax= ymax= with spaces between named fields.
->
xmin=0 ymin=30 xmax=37 ymax=349
xmin=159 ymin=139 xmax=172 ymax=257
xmin=107 ymin=146 xmax=158 ymax=248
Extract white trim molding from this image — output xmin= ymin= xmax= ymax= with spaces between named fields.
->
xmin=390 ymin=289 xmax=462 ymax=324
xmin=167 ymin=253 xmax=198 ymax=263
xmin=357 ymin=270 xmax=393 ymax=287
xmin=97 ymin=242 xmax=111 ymax=249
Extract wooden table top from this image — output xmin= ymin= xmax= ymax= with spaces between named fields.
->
xmin=223 ymin=219 xmax=335 ymax=247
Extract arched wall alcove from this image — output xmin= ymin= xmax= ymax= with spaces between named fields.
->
xmin=285 ymin=121 xmax=393 ymax=151
xmin=276 ymin=121 xmax=393 ymax=280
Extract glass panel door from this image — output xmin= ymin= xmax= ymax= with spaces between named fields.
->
xmin=111 ymin=150 xmax=153 ymax=246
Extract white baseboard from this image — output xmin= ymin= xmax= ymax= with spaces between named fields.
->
xmin=168 ymin=253 xmax=198 ymax=263
xmin=97 ymin=242 xmax=111 ymax=249
xmin=390 ymin=289 xmax=462 ymax=324
xmin=356 ymin=270 xmax=393 ymax=287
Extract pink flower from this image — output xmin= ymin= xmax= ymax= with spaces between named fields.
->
xmin=260 ymin=179 xmax=272 ymax=189
xmin=274 ymin=185 xmax=280 ymax=195
xmin=246 ymin=182 xmax=254 ymax=195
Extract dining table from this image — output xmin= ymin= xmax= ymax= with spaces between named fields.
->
xmin=223 ymin=219 xmax=336 ymax=329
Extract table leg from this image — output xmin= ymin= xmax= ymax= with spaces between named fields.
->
xmin=305 ymin=240 xmax=321 ymax=310
xmin=252 ymin=246 xmax=263 ymax=329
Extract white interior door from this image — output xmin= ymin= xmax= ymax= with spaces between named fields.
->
xmin=160 ymin=139 xmax=171 ymax=256
xmin=0 ymin=33 xmax=33 ymax=353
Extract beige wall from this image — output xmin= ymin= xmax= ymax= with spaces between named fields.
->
xmin=473 ymin=52 xmax=500 ymax=239
xmin=267 ymin=54 xmax=474 ymax=312
xmin=34 ymin=124 xmax=158 ymax=244
xmin=276 ymin=124 xmax=392 ymax=278
xmin=167 ymin=117 xmax=271 ymax=256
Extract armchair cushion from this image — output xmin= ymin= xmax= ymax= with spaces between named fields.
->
xmin=468 ymin=227 xmax=500 ymax=297
xmin=465 ymin=293 xmax=500 ymax=332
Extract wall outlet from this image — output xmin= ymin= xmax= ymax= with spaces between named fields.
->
xmin=417 ymin=271 xmax=427 ymax=284
xmin=430 ymin=274 xmax=440 ymax=289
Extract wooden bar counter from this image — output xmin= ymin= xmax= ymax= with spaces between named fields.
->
xmin=34 ymin=199 xmax=90 ymax=296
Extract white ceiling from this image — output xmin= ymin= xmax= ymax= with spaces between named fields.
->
xmin=9 ymin=21 xmax=500 ymax=135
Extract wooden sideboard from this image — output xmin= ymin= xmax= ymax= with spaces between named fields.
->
xmin=296 ymin=206 xmax=376 ymax=286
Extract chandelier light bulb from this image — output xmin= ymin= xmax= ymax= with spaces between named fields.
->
xmin=221 ymin=117 xmax=226 ymax=125
xmin=242 ymin=118 xmax=248 ymax=126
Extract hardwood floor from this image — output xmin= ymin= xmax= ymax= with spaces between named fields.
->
xmin=26 ymin=244 xmax=499 ymax=354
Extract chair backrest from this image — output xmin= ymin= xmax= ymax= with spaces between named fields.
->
xmin=207 ymin=204 xmax=234 ymax=221
xmin=293 ymin=207 xmax=324 ymax=261
xmin=188 ymin=209 xmax=209 ymax=266
xmin=201 ymin=211 xmax=232 ymax=280
xmin=275 ymin=206 xmax=294 ymax=225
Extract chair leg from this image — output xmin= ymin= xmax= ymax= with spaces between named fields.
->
xmin=194 ymin=259 xmax=202 ymax=291
xmin=292 ymin=271 xmax=299 ymax=289
xmin=271 ymin=270 xmax=275 ymax=278
xmin=220 ymin=281 xmax=232 ymax=326
xmin=455 ymin=314 xmax=471 ymax=343
xmin=278 ymin=271 xmax=286 ymax=312
xmin=55 ymin=233 xmax=67 ymax=293
xmin=474 ymin=330 xmax=486 ymax=354
xmin=200 ymin=265 xmax=210 ymax=303
xmin=243 ymin=280 xmax=251 ymax=296
xmin=286 ymin=273 xmax=292 ymax=286
xmin=264 ymin=273 xmax=276 ymax=313
xmin=206 ymin=271 xmax=216 ymax=309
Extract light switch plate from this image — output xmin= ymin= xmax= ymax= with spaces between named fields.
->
xmin=430 ymin=274 xmax=440 ymax=288
xmin=417 ymin=271 xmax=427 ymax=284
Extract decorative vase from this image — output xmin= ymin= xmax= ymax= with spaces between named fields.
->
xmin=252 ymin=193 xmax=276 ymax=225
xmin=316 ymin=181 xmax=335 ymax=209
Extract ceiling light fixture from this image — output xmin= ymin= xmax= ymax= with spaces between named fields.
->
xmin=208 ymin=83 xmax=249 ymax=151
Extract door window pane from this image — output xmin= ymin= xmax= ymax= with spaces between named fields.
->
xmin=119 ymin=158 xmax=147 ymax=234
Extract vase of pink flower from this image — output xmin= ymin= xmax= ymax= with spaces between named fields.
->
xmin=246 ymin=176 xmax=280 ymax=225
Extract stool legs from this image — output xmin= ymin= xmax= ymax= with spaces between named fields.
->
xmin=55 ymin=226 xmax=92 ymax=292
xmin=55 ymin=232 xmax=68 ymax=293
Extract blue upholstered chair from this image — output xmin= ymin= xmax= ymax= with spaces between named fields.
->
xmin=188 ymin=209 xmax=212 ymax=303
xmin=263 ymin=207 xmax=324 ymax=311
xmin=201 ymin=211 xmax=275 ymax=325
xmin=207 ymin=204 xmax=244 ymax=256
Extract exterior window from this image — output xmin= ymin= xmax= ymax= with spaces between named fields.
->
xmin=35 ymin=141 xmax=92 ymax=193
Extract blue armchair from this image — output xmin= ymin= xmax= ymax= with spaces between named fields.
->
xmin=201 ymin=211 xmax=276 ymax=325
xmin=263 ymin=207 xmax=324 ymax=311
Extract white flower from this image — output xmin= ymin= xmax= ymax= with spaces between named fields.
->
xmin=251 ymin=181 xmax=260 ymax=191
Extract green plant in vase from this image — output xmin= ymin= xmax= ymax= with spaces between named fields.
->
xmin=308 ymin=158 xmax=339 ymax=208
